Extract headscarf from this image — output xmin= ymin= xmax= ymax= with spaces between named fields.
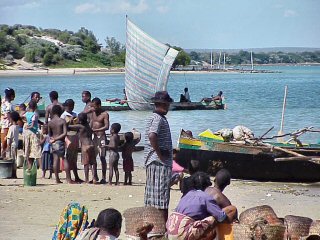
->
xmin=52 ymin=202 xmax=89 ymax=240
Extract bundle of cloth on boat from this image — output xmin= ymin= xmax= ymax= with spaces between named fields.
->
xmin=215 ymin=125 xmax=254 ymax=142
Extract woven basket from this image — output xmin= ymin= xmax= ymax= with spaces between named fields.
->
xmin=233 ymin=220 xmax=285 ymax=240
xmin=239 ymin=205 xmax=282 ymax=225
xmin=142 ymin=206 xmax=166 ymax=235
xmin=309 ymin=220 xmax=320 ymax=236
xmin=123 ymin=207 xmax=145 ymax=237
xmin=124 ymin=206 xmax=166 ymax=238
xmin=284 ymin=215 xmax=313 ymax=240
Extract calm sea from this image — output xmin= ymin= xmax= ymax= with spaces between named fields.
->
xmin=1 ymin=65 xmax=319 ymax=165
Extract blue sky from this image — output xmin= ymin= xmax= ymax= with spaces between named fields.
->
xmin=0 ymin=0 xmax=319 ymax=49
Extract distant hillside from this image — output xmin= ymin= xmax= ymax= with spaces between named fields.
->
xmin=186 ymin=47 xmax=320 ymax=54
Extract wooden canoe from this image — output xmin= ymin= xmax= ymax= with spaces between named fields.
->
xmin=176 ymin=130 xmax=320 ymax=182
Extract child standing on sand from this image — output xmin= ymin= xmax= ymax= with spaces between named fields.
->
xmin=40 ymin=124 xmax=52 ymax=179
xmin=121 ymin=130 xmax=141 ymax=185
xmin=107 ymin=123 xmax=121 ymax=185
xmin=68 ymin=113 xmax=98 ymax=184
xmin=23 ymin=100 xmax=41 ymax=169
xmin=48 ymin=105 xmax=67 ymax=184
xmin=6 ymin=111 xmax=20 ymax=178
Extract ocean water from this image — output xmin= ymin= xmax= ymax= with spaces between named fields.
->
xmin=1 ymin=65 xmax=319 ymax=166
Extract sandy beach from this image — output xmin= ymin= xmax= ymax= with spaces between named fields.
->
xmin=0 ymin=158 xmax=319 ymax=240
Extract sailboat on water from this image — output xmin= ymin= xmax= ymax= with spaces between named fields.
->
xmin=102 ymin=17 xmax=225 ymax=111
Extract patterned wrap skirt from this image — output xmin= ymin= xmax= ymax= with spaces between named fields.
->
xmin=166 ymin=212 xmax=217 ymax=240
xmin=144 ymin=161 xmax=172 ymax=209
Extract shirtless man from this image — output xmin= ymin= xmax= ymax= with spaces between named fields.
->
xmin=48 ymin=105 xmax=67 ymax=184
xmin=91 ymin=97 xmax=109 ymax=184
xmin=82 ymin=91 xmax=92 ymax=113
xmin=45 ymin=91 xmax=64 ymax=123
xmin=205 ymin=169 xmax=233 ymax=208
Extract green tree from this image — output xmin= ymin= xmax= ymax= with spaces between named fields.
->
xmin=43 ymin=52 xmax=53 ymax=66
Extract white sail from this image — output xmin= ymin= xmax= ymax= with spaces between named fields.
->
xmin=125 ymin=18 xmax=179 ymax=110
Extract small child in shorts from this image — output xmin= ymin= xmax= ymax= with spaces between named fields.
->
xmin=107 ymin=123 xmax=121 ymax=185
xmin=121 ymin=130 xmax=141 ymax=185
xmin=40 ymin=124 xmax=53 ymax=179
xmin=6 ymin=111 xmax=20 ymax=178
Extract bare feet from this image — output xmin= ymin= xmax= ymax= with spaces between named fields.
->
xmin=56 ymin=180 xmax=63 ymax=184
xmin=100 ymin=179 xmax=107 ymax=184
xmin=66 ymin=180 xmax=77 ymax=184
xmin=75 ymin=178 xmax=84 ymax=183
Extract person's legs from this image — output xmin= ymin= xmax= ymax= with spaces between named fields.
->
xmin=108 ymin=157 xmax=114 ymax=185
xmin=64 ymin=157 xmax=75 ymax=184
xmin=84 ymin=164 xmax=89 ymax=183
xmin=0 ymin=128 xmax=9 ymax=158
xmin=52 ymin=153 xmax=62 ymax=183
xmin=114 ymin=157 xmax=119 ymax=185
xmin=128 ymin=172 xmax=132 ymax=185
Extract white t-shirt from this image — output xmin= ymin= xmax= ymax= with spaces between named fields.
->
xmin=7 ymin=125 xmax=19 ymax=147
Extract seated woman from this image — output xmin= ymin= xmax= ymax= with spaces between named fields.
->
xmin=76 ymin=208 xmax=122 ymax=240
xmin=167 ymin=172 xmax=237 ymax=240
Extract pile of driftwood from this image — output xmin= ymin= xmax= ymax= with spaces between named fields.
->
xmin=233 ymin=205 xmax=320 ymax=240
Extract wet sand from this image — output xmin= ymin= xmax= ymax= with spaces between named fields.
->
xmin=0 ymin=161 xmax=319 ymax=240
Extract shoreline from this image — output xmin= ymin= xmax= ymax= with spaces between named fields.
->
xmin=0 ymin=63 xmax=319 ymax=77
xmin=0 ymin=165 xmax=320 ymax=239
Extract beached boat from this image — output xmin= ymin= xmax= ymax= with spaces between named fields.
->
xmin=101 ymin=101 xmax=131 ymax=111
xmin=14 ymin=100 xmax=46 ymax=117
xmin=176 ymin=130 xmax=320 ymax=182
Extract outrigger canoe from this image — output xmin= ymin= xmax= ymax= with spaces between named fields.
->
xmin=176 ymin=130 xmax=320 ymax=182
xmin=101 ymin=101 xmax=225 ymax=111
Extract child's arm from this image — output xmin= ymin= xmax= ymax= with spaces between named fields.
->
xmin=68 ymin=124 xmax=82 ymax=131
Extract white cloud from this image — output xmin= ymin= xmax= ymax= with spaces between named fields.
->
xmin=74 ymin=3 xmax=99 ymax=14
xmin=156 ymin=5 xmax=169 ymax=13
xmin=0 ymin=0 xmax=40 ymax=10
xmin=284 ymin=9 xmax=297 ymax=17
xmin=74 ymin=0 xmax=149 ymax=14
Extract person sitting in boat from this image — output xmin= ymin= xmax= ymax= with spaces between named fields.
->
xmin=180 ymin=87 xmax=191 ymax=102
xmin=167 ymin=172 xmax=237 ymax=240
xmin=212 ymin=91 xmax=223 ymax=106
xmin=106 ymin=89 xmax=127 ymax=105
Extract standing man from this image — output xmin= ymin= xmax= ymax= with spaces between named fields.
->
xmin=144 ymin=91 xmax=173 ymax=222
xmin=1 ymin=88 xmax=15 ymax=158
xmin=45 ymin=91 xmax=63 ymax=123
xmin=81 ymin=91 xmax=92 ymax=113
xmin=91 ymin=97 xmax=109 ymax=184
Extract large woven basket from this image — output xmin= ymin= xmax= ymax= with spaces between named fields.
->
xmin=309 ymin=220 xmax=320 ymax=236
xmin=123 ymin=206 xmax=166 ymax=238
xmin=239 ymin=205 xmax=282 ymax=225
xmin=233 ymin=219 xmax=285 ymax=240
xmin=123 ymin=207 xmax=145 ymax=237
xmin=284 ymin=215 xmax=313 ymax=240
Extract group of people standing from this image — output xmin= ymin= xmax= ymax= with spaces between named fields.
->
xmin=0 ymin=88 xmax=139 ymax=186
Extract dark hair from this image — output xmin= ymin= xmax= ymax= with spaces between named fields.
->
xmin=188 ymin=159 xmax=200 ymax=175
xmin=19 ymin=103 xmax=27 ymax=110
xmin=92 ymin=97 xmax=101 ymax=106
xmin=94 ymin=208 xmax=122 ymax=232
xmin=111 ymin=123 xmax=121 ymax=133
xmin=78 ymin=113 xmax=87 ymax=124
xmin=190 ymin=171 xmax=212 ymax=191
xmin=215 ymin=169 xmax=231 ymax=189
xmin=124 ymin=132 xmax=134 ymax=142
xmin=49 ymin=91 xmax=58 ymax=100
xmin=31 ymin=92 xmax=40 ymax=99
xmin=82 ymin=91 xmax=91 ymax=98
xmin=28 ymin=100 xmax=37 ymax=110
xmin=218 ymin=91 xmax=223 ymax=96
xmin=51 ymin=105 xmax=63 ymax=116
xmin=10 ymin=111 xmax=20 ymax=122
xmin=64 ymin=99 xmax=74 ymax=107
xmin=4 ymin=88 xmax=15 ymax=99
xmin=184 ymin=87 xmax=188 ymax=92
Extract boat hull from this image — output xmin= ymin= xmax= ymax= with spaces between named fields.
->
xmin=177 ymin=136 xmax=320 ymax=182
xmin=101 ymin=101 xmax=225 ymax=111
